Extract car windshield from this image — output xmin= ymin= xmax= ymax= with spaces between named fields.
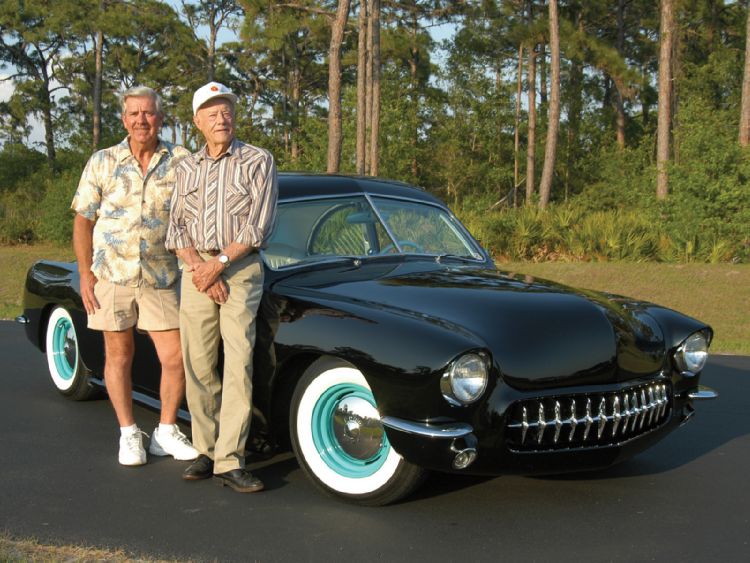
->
xmin=261 ymin=195 xmax=483 ymax=269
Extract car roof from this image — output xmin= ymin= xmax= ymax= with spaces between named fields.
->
xmin=278 ymin=173 xmax=443 ymax=205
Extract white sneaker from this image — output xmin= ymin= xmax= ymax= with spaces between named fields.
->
xmin=149 ymin=425 xmax=199 ymax=461
xmin=119 ymin=429 xmax=148 ymax=466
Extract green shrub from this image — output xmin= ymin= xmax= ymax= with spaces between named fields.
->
xmin=37 ymin=169 xmax=78 ymax=244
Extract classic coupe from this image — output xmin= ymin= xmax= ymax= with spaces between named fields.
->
xmin=18 ymin=173 xmax=717 ymax=505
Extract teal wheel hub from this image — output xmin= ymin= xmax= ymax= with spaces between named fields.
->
xmin=311 ymin=383 xmax=389 ymax=478
xmin=52 ymin=317 xmax=76 ymax=380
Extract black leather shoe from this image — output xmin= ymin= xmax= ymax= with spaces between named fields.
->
xmin=213 ymin=469 xmax=264 ymax=493
xmin=182 ymin=454 xmax=213 ymax=481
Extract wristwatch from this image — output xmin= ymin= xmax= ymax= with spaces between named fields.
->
xmin=218 ymin=253 xmax=231 ymax=268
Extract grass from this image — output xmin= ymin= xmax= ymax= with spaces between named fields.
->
xmin=0 ymin=242 xmax=74 ymax=320
xmin=0 ymin=530 xmax=179 ymax=562
xmin=2 ymin=245 xmax=746 ymax=354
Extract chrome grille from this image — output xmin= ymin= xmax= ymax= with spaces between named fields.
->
xmin=506 ymin=382 xmax=671 ymax=452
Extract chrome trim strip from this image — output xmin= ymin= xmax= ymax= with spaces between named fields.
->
xmin=521 ymin=406 xmax=529 ymax=444
xmin=381 ymin=416 xmax=474 ymax=438
xmin=688 ymin=386 xmax=718 ymax=401
xmin=15 ymin=315 xmax=29 ymax=324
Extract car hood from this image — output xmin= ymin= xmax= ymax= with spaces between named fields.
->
xmin=275 ymin=261 xmax=700 ymax=388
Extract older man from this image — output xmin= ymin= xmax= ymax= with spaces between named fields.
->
xmin=72 ymin=86 xmax=199 ymax=466
xmin=166 ymin=82 xmax=278 ymax=493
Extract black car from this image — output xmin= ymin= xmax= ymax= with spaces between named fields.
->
xmin=18 ymin=173 xmax=717 ymax=505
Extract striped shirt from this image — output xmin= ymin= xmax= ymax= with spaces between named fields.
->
xmin=71 ymin=137 xmax=189 ymax=288
xmin=166 ymin=139 xmax=278 ymax=253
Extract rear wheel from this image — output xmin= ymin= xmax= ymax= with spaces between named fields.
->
xmin=45 ymin=307 xmax=97 ymax=401
xmin=290 ymin=358 xmax=426 ymax=506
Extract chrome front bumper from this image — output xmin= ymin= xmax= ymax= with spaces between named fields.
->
xmin=688 ymin=385 xmax=718 ymax=400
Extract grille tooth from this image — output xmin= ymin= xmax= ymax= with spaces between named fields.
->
xmin=612 ymin=396 xmax=621 ymax=436
xmin=583 ymin=399 xmax=593 ymax=441
xmin=553 ymin=401 xmax=562 ymax=444
xmin=537 ymin=403 xmax=546 ymax=444
xmin=597 ymin=397 xmax=607 ymax=439
xmin=639 ymin=390 xmax=648 ymax=429
xmin=521 ymin=407 xmax=529 ymax=444
xmin=568 ymin=399 xmax=577 ymax=442
xmin=623 ymin=394 xmax=632 ymax=433
xmin=657 ymin=385 xmax=667 ymax=418
xmin=630 ymin=393 xmax=640 ymax=432
xmin=647 ymin=387 xmax=656 ymax=425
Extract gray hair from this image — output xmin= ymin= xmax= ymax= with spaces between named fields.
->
xmin=121 ymin=86 xmax=163 ymax=115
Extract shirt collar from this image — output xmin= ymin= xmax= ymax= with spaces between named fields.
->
xmin=116 ymin=136 xmax=170 ymax=163
xmin=195 ymin=138 xmax=239 ymax=163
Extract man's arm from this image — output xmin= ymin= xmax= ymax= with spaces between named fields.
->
xmin=73 ymin=214 xmax=99 ymax=315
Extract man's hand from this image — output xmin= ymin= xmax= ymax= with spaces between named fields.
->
xmin=191 ymin=259 xmax=224 ymax=292
xmin=206 ymin=278 xmax=229 ymax=304
xmin=80 ymin=270 xmax=100 ymax=315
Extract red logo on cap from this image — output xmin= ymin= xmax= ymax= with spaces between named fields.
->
xmin=210 ymin=86 xmax=219 ymax=91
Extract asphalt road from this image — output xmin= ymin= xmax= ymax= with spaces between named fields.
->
xmin=1 ymin=321 xmax=748 ymax=562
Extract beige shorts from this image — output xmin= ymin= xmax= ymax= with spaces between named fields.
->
xmin=88 ymin=279 xmax=180 ymax=332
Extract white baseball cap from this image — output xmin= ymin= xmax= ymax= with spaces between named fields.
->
xmin=192 ymin=81 xmax=238 ymax=115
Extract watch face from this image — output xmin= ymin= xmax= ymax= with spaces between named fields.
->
xmin=219 ymin=254 xmax=229 ymax=265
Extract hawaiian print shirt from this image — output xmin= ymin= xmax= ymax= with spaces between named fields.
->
xmin=71 ymin=137 xmax=190 ymax=288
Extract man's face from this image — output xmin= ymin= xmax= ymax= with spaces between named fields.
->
xmin=193 ymin=98 xmax=235 ymax=148
xmin=122 ymin=96 xmax=162 ymax=146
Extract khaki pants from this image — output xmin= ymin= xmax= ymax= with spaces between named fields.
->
xmin=180 ymin=253 xmax=263 ymax=473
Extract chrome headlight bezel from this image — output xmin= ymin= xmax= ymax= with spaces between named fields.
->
xmin=674 ymin=331 xmax=709 ymax=375
xmin=440 ymin=352 xmax=490 ymax=406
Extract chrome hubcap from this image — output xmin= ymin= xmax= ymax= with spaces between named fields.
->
xmin=333 ymin=396 xmax=384 ymax=460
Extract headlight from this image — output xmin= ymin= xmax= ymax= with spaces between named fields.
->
xmin=441 ymin=353 xmax=489 ymax=406
xmin=674 ymin=332 xmax=708 ymax=375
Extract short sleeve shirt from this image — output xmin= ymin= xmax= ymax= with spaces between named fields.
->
xmin=71 ymin=137 xmax=190 ymax=288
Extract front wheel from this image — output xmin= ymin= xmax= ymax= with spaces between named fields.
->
xmin=45 ymin=307 xmax=97 ymax=401
xmin=290 ymin=358 xmax=426 ymax=506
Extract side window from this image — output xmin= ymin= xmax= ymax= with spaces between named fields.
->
xmin=310 ymin=203 xmax=371 ymax=256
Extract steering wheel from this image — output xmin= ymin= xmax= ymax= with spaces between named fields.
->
xmin=379 ymin=240 xmax=424 ymax=254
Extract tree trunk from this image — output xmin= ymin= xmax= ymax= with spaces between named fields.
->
xmin=365 ymin=0 xmax=373 ymax=173
xmin=514 ymin=43 xmax=524 ymax=208
xmin=326 ymin=0 xmax=351 ymax=173
xmin=369 ymin=0 xmax=381 ymax=177
xmin=538 ymin=40 xmax=547 ymax=107
xmin=92 ymin=23 xmax=104 ymax=151
xmin=208 ymin=24 xmax=217 ymax=81
xmin=525 ymin=20 xmax=537 ymax=203
xmin=615 ymin=0 xmax=626 ymax=149
xmin=290 ymin=63 xmax=301 ymax=162
xmin=740 ymin=3 xmax=750 ymax=146
xmin=38 ymin=58 xmax=56 ymax=170
xmin=408 ymin=9 xmax=419 ymax=180
xmin=656 ymin=0 xmax=675 ymax=200
xmin=538 ymin=0 xmax=560 ymax=209
xmin=356 ymin=0 xmax=368 ymax=174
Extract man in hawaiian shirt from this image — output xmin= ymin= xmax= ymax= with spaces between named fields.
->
xmin=72 ymin=86 xmax=199 ymax=466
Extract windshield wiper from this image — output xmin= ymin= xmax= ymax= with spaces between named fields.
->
xmin=435 ymin=253 xmax=480 ymax=263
